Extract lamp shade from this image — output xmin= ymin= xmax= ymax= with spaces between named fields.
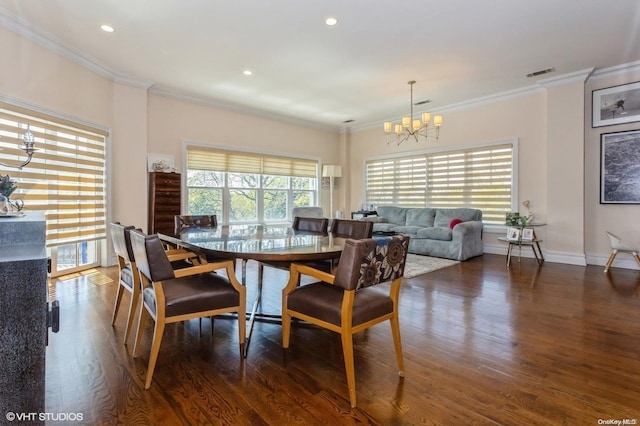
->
xmin=322 ymin=165 xmax=342 ymax=178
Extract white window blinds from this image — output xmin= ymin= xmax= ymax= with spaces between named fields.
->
xmin=0 ymin=102 xmax=107 ymax=247
xmin=187 ymin=146 xmax=317 ymax=177
xmin=366 ymin=143 xmax=513 ymax=223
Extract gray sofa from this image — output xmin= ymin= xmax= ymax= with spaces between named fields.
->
xmin=365 ymin=206 xmax=483 ymax=260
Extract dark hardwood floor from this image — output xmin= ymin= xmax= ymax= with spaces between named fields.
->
xmin=45 ymin=254 xmax=640 ymax=425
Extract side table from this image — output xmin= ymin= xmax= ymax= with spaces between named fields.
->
xmin=499 ymin=223 xmax=546 ymax=267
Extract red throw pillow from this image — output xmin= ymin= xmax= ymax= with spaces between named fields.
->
xmin=449 ymin=218 xmax=463 ymax=229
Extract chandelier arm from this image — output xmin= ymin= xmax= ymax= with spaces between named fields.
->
xmin=0 ymin=125 xmax=37 ymax=169
xmin=0 ymin=153 xmax=34 ymax=170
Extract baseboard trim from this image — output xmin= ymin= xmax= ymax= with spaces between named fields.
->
xmin=484 ymin=243 xmax=640 ymax=271
xmin=483 ymin=243 xmax=588 ymax=266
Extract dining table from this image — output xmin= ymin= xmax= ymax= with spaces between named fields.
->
xmin=158 ymin=224 xmax=347 ymax=356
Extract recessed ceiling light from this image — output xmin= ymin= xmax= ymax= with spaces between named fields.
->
xmin=243 ymin=70 xmax=253 ymax=76
xmin=325 ymin=17 xmax=338 ymax=26
xmin=100 ymin=24 xmax=114 ymax=33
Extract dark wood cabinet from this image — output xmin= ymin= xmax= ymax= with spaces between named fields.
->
xmin=148 ymin=172 xmax=181 ymax=235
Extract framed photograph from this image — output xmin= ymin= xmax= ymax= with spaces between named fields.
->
xmin=600 ymin=129 xmax=640 ymax=204
xmin=147 ymin=154 xmax=176 ymax=172
xmin=521 ymin=228 xmax=534 ymax=241
xmin=592 ymin=81 xmax=640 ymax=127
xmin=506 ymin=227 xmax=520 ymax=241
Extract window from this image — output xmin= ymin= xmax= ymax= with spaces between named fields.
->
xmin=0 ymin=101 xmax=108 ymax=277
xmin=365 ymin=142 xmax=515 ymax=224
xmin=186 ymin=146 xmax=318 ymax=224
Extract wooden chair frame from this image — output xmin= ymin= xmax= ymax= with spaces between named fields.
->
xmin=133 ymin=250 xmax=246 ymax=389
xmin=110 ymin=224 xmax=140 ymax=345
xmin=282 ymin=263 xmax=405 ymax=408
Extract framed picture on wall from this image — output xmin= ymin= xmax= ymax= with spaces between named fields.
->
xmin=592 ymin=81 xmax=640 ymax=127
xmin=147 ymin=154 xmax=176 ymax=172
xmin=600 ymin=129 xmax=640 ymax=204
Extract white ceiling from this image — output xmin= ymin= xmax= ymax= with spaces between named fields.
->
xmin=1 ymin=0 xmax=640 ymax=131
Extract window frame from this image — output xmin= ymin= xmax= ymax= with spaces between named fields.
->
xmin=363 ymin=139 xmax=519 ymax=226
xmin=184 ymin=143 xmax=320 ymax=224
xmin=0 ymin=97 xmax=109 ymax=277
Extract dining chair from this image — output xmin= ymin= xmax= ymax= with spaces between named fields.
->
xmin=604 ymin=231 xmax=640 ymax=272
xmin=170 ymin=215 xmax=219 ymax=263
xmin=257 ymin=216 xmax=329 ymax=284
xmin=326 ymin=218 xmax=373 ymax=271
xmin=330 ymin=218 xmax=373 ymax=239
xmin=110 ymin=222 xmax=141 ymax=345
xmin=282 ymin=234 xmax=410 ymax=407
xmin=110 ymin=222 xmax=205 ymax=345
xmin=291 ymin=216 xmax=329 ymax=233
xmin=174 ymin=214 xmax=218 ymax=232
xmin=130 ymin=230 xmax=246 ymax=389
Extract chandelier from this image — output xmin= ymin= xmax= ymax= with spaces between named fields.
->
xmin=0 ymin=124 xmax=37 ymax=169
xmin=384 ymin=80 xmax=443 ymax=145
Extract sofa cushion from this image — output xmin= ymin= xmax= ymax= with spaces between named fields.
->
xmin=376 ymin=206 xmax=408 ymax=225
xmin=417 ymin=227 xmax=452 ymax=241
xmin=390 ymin=225 xmax=423 ymax=235
xmin=406 ymin=208 xmax=436 ymax=227
xmin=434 ymin=208 xmax=482 ymax=227
xmin=361 ymin=216 xmax=388 ymax=223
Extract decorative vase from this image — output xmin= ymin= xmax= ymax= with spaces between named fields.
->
xmin=0 ymin=195 xmax=8 ymax=215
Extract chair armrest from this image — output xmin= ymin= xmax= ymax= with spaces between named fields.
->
xmin=165 ymin=248 xmax=191 ymax=256
xmin=293 ymin=263 xmax=336 ymax=283
xmin=172 ymin=259 xmax=245 ymax=293
xmin=166 ymin=248 xmax=204 ymax=265
xmin=282 ymin=263 xmax=335 ymax=296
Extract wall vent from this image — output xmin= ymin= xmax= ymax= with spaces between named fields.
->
xmin=526 ymin=67 xmax=556 ymax=78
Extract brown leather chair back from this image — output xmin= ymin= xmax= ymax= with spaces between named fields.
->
xmin=130 ymin=230 xmax=176 ymax=283
xmin=292 ymin=216 xmax=329 ymax=233
xmin=330 ymin=219 xmax=373 ymax=239
xmin=175 ymin=215 xmax=218 ymax=232
xmin=333 ymin=234 xmax=410 ymax=291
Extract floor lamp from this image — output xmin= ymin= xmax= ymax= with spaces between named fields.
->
xmin=322 ymin=165 xmax=342 ymax=219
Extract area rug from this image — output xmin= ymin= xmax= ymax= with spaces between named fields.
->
xmin=403 ymin=254 xmax=459 ymax=278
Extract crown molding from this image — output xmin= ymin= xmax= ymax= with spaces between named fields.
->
xmin=5 ymin=5 xmax=639 ymax=136
xmin=148 ymin=85 xmax=340 ymax=133
xmin=0 ymin=7 xmax=338 ymax=131
xmin=0 ymin=7 xmax=120 ymax=82
xmin=588 ymin=60 xmax=640 ymax=81
xmin=350 ymin=84 xmax=545 ymax=133
xmin=113 ymin=74 xmax=154 ymax=90
xmin=537 ymin=67 xmax=594 ymax=88
xmin=351 ymin=65 xmax=635 ymax=133
xmin=1 ymin=7 xmax=154 ymax=90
